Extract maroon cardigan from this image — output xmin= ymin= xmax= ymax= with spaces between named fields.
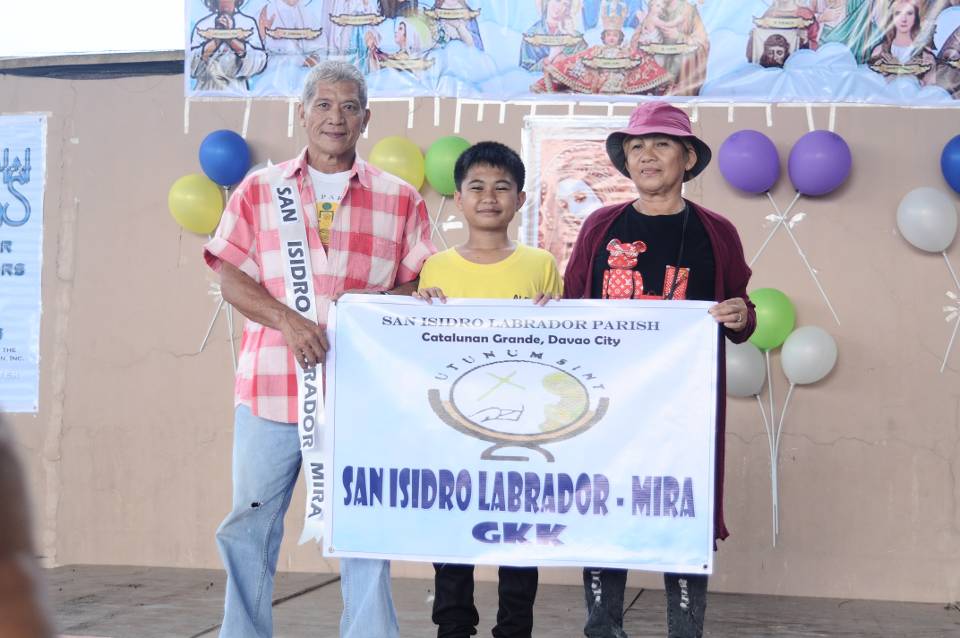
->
xmin=563 ymin=198 xmax=757 ymax=544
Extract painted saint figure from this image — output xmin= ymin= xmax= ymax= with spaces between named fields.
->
xmin=630 ymin=0 xmax=710 ymax=95
xmin=381 ymin=0 xmax=420 ymax=17
xmin=868 ymin=0 xmax=937 ymax=85
xmin=935 ymin=20 xmax=960 ymax=96
xmin=817 ymin=0 xmax=880 ymax=63
xmin=533 ymin=8 xmax=672 ymax=95
xmin=428 ymin=0 xmax=484 ymax=49
xmin=520 ymin=0 xmax=587 ymax=72
xmin=257 ymin=0 xmax=326 ymax=94
xmin=759 ymin=33 xmax=792 ymax=67
xmin=376 ymin=16 xmax=437 ymax=72
xmin=190 ymin=0 xmax=268 ymax=92
xmin=746 ymin=0 xmax=820 ymax=67
xmin=326 ymin=0 xmax=385 ymax=72
xmin=808 ymin=0 xmax=848 ymax=31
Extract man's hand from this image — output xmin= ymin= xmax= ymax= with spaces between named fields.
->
xmin=708 ymin=297 xmax=749 ymax=332
xmin=216 ymin=12 xmax=235 ymax=29
xmin=278 ymin=308 xmax=329 ymax=370
xmin=331 ymin=288 xmax=381 ymax=303
xmin=412 ymin=287 xmax=447 ymax=304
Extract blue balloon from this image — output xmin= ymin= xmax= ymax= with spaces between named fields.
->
xmin=199 ymin=129 xmax=251 ymax=187
xmin=942 ymin=135 xmax=960 ymax=195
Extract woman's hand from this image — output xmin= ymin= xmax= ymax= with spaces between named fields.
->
xmin=708 ymin=297 xmax=749 ymax=332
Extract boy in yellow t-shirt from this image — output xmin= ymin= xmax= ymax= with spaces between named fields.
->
xmin=413 ymin=141 xmax=561 ymax=637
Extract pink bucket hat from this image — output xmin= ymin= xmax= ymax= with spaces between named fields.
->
xmin=606 ymin=102 xmax=712 ymax=182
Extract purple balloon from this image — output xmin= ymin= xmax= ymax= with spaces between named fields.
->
xmin=718 ymin=130 xmax=781 ymax=194
xmin=788 ymin=130 xmax=852 ymax=196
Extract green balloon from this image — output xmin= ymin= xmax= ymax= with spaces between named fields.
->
xmin=748 ymin=288 xmax=796 ymax=351
xmin=425 ymin=135 xmax=471 ymax=196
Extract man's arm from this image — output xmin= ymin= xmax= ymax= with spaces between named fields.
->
xmin=331 ymin=277 xmax=419 ymax=302
xmin=220 ymin=262 xmax=328 ymax=368
xmin=387 ymin=278 xmax=419 ymax=295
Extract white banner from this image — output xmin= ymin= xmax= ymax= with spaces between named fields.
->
xmin=323 ymin=296 xmax=719 ymax=574
xmin=0 ymin=114 xmax=46 ymax=414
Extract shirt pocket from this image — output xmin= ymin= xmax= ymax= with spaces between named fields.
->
xmin=343 ymin=231 xmax=400 ymax=287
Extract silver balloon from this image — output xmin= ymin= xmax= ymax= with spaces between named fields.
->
xmin=896 ymin=187 xmax=958 ymax=253
xmin=780 ymin=326 xmax=838 ymax=385
xmin=725 ymin=339 xmax=766 ymax=397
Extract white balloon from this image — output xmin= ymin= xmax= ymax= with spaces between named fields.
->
xmin=780 ymin=326 xmax=838 ymax=385
xmin=896 ymin=187 xmax=958 ymax=253
xmin=725 ymin=339 xmax=766 ymax=397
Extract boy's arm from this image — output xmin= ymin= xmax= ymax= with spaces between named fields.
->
xmin=411 ymin=254 xmax=446 ymax=304
xmin=532 ymin=253 xmax=563 ymax=306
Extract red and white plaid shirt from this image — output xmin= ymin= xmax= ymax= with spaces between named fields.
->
xmin=204 ymin=148 xmax=435 ymax=423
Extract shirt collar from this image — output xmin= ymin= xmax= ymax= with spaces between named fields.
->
xmin=286 ymin=147 xmax=373 ymax=189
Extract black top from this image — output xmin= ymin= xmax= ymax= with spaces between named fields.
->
xmin=590 ymin=202 xmax=716 ymax=302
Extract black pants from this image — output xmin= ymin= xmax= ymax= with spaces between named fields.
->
xmin=582 ymin=568 xmax=708 ymax=638
xmin=432 ymin=563 xmax=539 ymax=638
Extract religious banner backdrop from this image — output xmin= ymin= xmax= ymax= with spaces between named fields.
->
xmin=186 ymin=1 xmax=960 ymax=105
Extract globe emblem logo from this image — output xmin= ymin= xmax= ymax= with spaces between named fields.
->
xmin=429 ymin=358 xmax=609 ymax=462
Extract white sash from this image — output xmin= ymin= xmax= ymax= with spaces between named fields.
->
xmin=271 ymin=168 xmax=326 ymax=544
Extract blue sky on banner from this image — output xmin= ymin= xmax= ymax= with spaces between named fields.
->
xmin=183 ymin=1 xmax=960 ymax=105
xmin=0 ymin=0 xmax=181 ymax=58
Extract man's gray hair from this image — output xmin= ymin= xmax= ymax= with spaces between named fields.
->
xmin=301 ymin=60 xmax=368 ymax=108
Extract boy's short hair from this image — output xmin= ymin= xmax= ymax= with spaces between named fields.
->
xmin=454 ymin=141 xmax=526 ymax=192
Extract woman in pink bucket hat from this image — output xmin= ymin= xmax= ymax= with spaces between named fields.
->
xmin=563 ymin=101 xmax=756 ymax=638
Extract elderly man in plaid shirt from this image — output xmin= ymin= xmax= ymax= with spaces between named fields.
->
xmin=203 ymin=60 xmax=434 ymax=638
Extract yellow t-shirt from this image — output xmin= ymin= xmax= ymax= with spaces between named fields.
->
xmin=418 ymin=244 xmax=562 ymax=300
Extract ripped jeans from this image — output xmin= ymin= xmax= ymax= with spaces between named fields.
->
xmin=582 ymin=568 xmax=708 ymax=638
xmin=215 ymin=405 xmax=398 ymax=638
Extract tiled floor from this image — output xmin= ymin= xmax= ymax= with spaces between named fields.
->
xmin=47 ymin=565 xmax=960 ymax=637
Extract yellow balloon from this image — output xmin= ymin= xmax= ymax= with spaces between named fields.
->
xmin=168 ymin=174 xmax=224 ymax=234
xmin=369 ymin=136 xmax=425 ymax=190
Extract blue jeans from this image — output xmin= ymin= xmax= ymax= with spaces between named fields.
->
xmin=216 ymin=405 xmax=399 ymax=638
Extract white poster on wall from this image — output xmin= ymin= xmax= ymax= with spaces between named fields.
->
xmin=0 ymin=114 xmax=46 ymax=414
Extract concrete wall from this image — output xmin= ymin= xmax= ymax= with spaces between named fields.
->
xmin=2 ymin=71 xmax=959 ymax=604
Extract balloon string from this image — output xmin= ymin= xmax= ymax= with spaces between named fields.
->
xmin=226 ymin=302 xmax=238 ymax=373
xmin=944 ymin=252 xmax=960 ymax=292
xmin=750 ymin=191 xmax=801 ymax=267
xmin=755 ymin=392 xmax=776 ymax=547
xmin=764 ymin=350 xmax=779 ymax=546
xmin=766 ymin=349 xmax=777 ymax=444
xmin=941 ymin=251 xmax=960 ymax=373
xmin=200 ymin=297 xmax=225 ymax=353
xmin=780 ymin=217 xmax=841 ymax=326
xmin=755 ymin=393 xmax=774 ymax=459
xmin=941 ymin=314 xmax=959 ymax=374
xmin=432 ymin=196 xmax=449 ymax=249
xmin=772 ymin=382 xmax=795 ymax=541
xmin=774 ymin=382 xmax=795 ymax=460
